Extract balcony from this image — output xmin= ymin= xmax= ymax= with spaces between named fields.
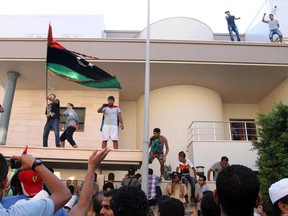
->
xmin=187 ymin=121 xmax=258 ymax=171
xmin=0 ymin=146 xmax=142 ymax=171
xmin=188 ymin=120 xmax=258 ymax=143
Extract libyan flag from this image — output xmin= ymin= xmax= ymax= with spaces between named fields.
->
xmin=46 ymin=25 xmax=122 ymax=89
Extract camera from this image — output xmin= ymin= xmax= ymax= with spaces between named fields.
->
xmin=10 ymin=159 xmax=22 ymax=169
xmin=102 ymin=104 xmax=109 ymax=107
xmin=171 ymin=172 xmax=181 ymax=180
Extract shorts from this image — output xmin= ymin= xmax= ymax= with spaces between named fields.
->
xmin=149 ymin=153 xmax=164 ymax=164
xmin=102 ymin=125 xmax=118 ymax=141
xmin=269 ymin=29 xmax=283 ymax=39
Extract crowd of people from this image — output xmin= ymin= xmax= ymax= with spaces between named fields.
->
xmin=1 ymin=99 xmax=288 ymax=216
xmin=2 ymin=92 xmax=288 ymax=216
xmin=2 ymin=147 xmax=288 ymax=216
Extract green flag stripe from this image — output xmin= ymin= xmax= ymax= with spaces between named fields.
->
xmin=79 ymin=78 xmax=122 ymax=89
xmin=47 ymin=63 xmax=94 ymax=81
xmin=47 ymin=63 xmax=122 ymax=89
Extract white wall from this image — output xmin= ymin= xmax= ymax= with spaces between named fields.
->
xmin=0 ymin=86 xmax=4 ymax=103
xmin=138 ymin=17 xmax=214 ymax=41
xmin=223 ymin=104 xmax=259 ymax=120
xmin=0 ymin=15 xmax=105 ymax=38
xmin=190 ymin=141 xmax=258 ymax=173
xmin=259 ymin=78 xmax=288 ymax=113
xmin=136 ymin=85 xmax=223 ymax=176
xmin=118 ymin=101 xmax=137 ymax=149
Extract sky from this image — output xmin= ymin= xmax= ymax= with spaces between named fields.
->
xmin=0 ymin=0 xmax=269 ymax=33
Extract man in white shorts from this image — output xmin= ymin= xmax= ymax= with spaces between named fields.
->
xmin=98 ymin=96 xmax=124 ymax=149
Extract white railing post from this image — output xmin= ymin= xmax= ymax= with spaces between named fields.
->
xmin=197 ymin=122 xmax=200 ymax=141
xmin=187 ymin=120 xmax=256 ymax=142
xmin=228 ymin=122 xmax=232 ymax=141
xmin=213 ymin=122 xmax=216 ymax=141
xmin=244 ymin=122 xmax=248 ymax=141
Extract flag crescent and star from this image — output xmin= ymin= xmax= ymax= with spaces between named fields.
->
xmin=46 ymin=24 xmax=122 ymax=89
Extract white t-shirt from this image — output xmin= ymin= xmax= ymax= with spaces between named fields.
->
xmin=177 ymin=159 xmax=194 ymax=175
xmin=0 ymin=198 xmax=54 ymax=216
xmin=103 ymin=106 xmax=121 ymax=125
xmin=267 ymin=19 xmax=279 ymax=30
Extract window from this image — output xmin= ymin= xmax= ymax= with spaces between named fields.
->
xmin=59 ymin=107 xmax=86 ymax=132
xmin=230 ymin=119 xmax=257 ymax=141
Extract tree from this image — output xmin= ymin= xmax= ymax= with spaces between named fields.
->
xmin=252 ymin=102 xmax=288 ymax=202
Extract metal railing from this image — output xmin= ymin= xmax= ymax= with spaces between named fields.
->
xmin=188 ymin=120 xmax=258 ymax=143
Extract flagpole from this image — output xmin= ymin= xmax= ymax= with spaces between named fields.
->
xmin=46 ymin=24 xmax=50 ymax=113
xmin=141 ymin=0 xmax=151 ymax=194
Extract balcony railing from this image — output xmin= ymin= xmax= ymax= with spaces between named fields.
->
xmin=188 ymin=120 xmax=258 ymax=143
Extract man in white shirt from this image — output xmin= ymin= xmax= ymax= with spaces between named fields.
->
xmin=97 ymin=96 xmax=124 ymax=149
xmin=262 ymin=13 xmax=283 ymax=43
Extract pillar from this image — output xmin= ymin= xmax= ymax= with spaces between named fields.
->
xmin=0 ymin=71 xmax=20 ymax=145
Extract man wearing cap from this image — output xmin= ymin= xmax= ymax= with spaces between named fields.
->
xmin=225 ymin=11 xmax=241 ymax=41
xmin=98 ymin=96 xmax=124 ymax=149
xmin=0 ymin=152 xmax=71 ymax=215
xmin=121 ymin=167 xmax=141 ymax=188
xmin=269 ymin=178 xmax=288 ymax=216
xmin=18 ymin=170 xmax=44 ymax=197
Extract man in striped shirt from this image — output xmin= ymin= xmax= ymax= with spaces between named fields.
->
xmin=147 ymin=168 xmax=161 ymax=206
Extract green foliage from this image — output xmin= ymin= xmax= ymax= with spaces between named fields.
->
xmin=252 ymin=102 xmax=288 ymax=202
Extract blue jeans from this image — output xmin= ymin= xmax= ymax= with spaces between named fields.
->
xmin=228 ymin=24 xmax=240 ymax=41
xmin=182 ymin=175 xmax=195 ymax=198
xmin=43 ymin=118 xmax=60 ymax=147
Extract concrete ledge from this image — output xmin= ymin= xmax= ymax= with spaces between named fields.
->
xmin=0 ymin=145 xmax=143 ymax=170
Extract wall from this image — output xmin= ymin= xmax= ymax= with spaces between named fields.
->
xmin=223 ymin=104 xmax=260 ymax=120
xmin=137 ymin=85 xmax=224 ymax=176
xmin=138 ymin=17 xmax=214 ymax=40
xmin=5 ymin=89 xmax=121 ymax=149
xmin=118 ymin=101 xmax=137 ymax=149
xmin=258 ymin=78 xmax=288 ymax=113
xmin=0 ymin=85 xmax=4 ymax=105
xmin=189 ymin=141 xmax=258 ymax=173
xmin=0 ymin=15 xmax=105 ymax=38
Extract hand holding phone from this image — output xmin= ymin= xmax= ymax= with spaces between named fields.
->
xmin=10 ymin=159 xmax=22 ymax=169
xmin=10 ymin=146 xmax=28 ymax=169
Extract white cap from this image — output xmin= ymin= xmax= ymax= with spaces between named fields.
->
xmin=269 ymin=178 xmax=288 ymax=204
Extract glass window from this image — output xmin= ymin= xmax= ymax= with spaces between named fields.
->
xmin=230 ymin=119 xmax=257 ymax=141
xmin=59 ymin=107 xmax=86 ymax=132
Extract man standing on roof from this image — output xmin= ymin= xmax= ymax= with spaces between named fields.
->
xmin=43 ymin=93 xmax=60 ymax=148
xmin=225 ymin=11 xmax=241 ymax=41
xmin=97 ymin=96 xmax=124 ymax=149
xmin=262 ymin=13 xmax=283 ymax=43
